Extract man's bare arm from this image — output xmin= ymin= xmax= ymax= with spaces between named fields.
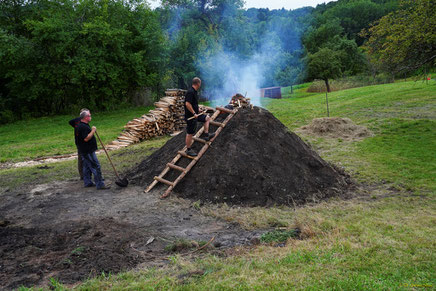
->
xmin=84 ymin=126 xmax=96 ymax=142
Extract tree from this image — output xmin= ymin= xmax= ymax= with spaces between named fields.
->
xmin=306 ymin=47 xmax=342 ymax=92
xmin=161 ymin=0 xmax=244 ymax=31
xmin=362 ymin=0 xmax=436 ymax=75
xmin=307 ymin=47 xmax=343 ymax=117
xmin=303 ymin=18 xmax=367 ymax=84
xmin=0 ymin=0 xmax=167 ymax=121
xmin=317 ymin=0 xmax=398 ymax=45
xmin=303 ymin=18 xmax=344 ymax=54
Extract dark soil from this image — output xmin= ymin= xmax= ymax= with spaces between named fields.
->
xmin=0 ymin=107 xmax=354 ymax=290
xmin=128 ymin=107 xmax=353 ymax=206
xmin=0 ymin=181 xmax=263 ymax=290
xmin=0 ymin=218 xmax=151 ymax=288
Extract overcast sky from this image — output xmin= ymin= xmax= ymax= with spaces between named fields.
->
xmin=148 ymin=0 xmax=336 ymax=10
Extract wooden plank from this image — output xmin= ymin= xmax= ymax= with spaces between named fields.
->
xmin=154 ymin=176 xmax=174 ymax=186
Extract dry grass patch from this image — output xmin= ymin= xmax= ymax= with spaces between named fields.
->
xmin=198 ymin=203 xmax=296 ymax=230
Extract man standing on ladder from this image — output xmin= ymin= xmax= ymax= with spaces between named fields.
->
xmin=184 ymin=77 xmax=215 ymax=157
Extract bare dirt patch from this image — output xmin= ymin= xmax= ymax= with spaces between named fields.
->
xmin=297 ymin=117 xmax=373 ymax=140
xmin=0 ymin=181 xmax=263 ymax=290
xmin=0 ymin=108 xmax=357 ymax=289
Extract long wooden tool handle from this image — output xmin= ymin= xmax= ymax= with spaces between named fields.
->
xmin=187 ymin=112 xmax=205 ymax=121
xmin=95 ymin=131 xmax=120 ymax=179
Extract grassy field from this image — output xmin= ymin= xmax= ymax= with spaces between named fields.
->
xmin=0 ymin=106 xmax=153 ymax=163
xmin=269 ymin=81 xmax=436 ymax=192
xmin=2 ymin=80 xmax=436 ymax=290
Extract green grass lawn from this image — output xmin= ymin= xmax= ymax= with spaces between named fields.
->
xmin=0 ymin=106 xmax=153 ymax=163
xmin=3 ymin=80 xmax=436 ymax=290
xmin=266 ymin=81 xmax=436 ymax=192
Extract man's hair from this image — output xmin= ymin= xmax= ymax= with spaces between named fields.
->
xmin=80 ymin=110 xmax=90 ymax=119
xmin=192 ymin=77 xmax=201 ymax=85
xmin=80 ymin=108 xmax=89 ymax=113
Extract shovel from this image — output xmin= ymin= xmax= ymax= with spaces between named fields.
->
xmin=95 ymin=131 xmax=129 ymax=187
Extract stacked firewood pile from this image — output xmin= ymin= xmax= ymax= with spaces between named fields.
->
xmin=227 ymin=93 xmax=252 ymax=109
xmin=106 ymin=89 xmax=187 ymax=150
xmin=164 ymin=89 xmax=187 ymax=132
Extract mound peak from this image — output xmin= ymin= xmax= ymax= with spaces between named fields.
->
xmin=128 ymin=107 xmax=352 ymax=206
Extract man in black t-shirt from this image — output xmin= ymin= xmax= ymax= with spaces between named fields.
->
xmin=184 ymin=77 xmax=215 ymax=157
xmin=69 ymin=108 xmax=88 ymax=180
xmin=76 ymin=110 xmax=109 ymax=190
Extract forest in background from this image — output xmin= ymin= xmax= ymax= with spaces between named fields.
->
xmin=0 ymin=0 xmax=434 ymax=123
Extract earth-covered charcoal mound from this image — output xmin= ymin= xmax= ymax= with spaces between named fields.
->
xmin=128 ymin=106 xmax=353 ymax=206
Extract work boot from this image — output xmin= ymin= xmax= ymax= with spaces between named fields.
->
xmin=84 ymin=183 xmax=95 ymax=187
xmin=203 ymin=132 xmax=215 ymax=141
xmin=186 ymin=148 xmax=198 ymax=157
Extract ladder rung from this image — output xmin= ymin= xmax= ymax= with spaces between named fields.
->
xmin=216 ymin=106 xmax=233 ymax=114
xmin=154 ymin=176 xmax=174 ymax=186
xmin=193 ymin=136 xmax=207 ymax=144
xmin=167 ymin=163 xmax=186 ymax=172
xmin=209 ymin=120 xmax=224 ymax=127
xmin=178 ymin=151 xmax=197 ymax=159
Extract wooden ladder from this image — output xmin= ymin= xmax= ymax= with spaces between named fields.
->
xmin=144 ymin=106 xmax=238 ymax=198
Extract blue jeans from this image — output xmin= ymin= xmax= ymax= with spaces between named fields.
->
xmin=82 ymin=152 xmax=105 ymax=189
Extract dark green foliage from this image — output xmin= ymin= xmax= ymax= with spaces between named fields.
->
xmin=363 ymin=0 xmax=436 ymax=75
xmin=303 ymin=18 xmax=344 ymax=54
xmin=303 ymin=0 xmax=398 ymax=85
xmin=316 ymin=0 xmax=398 ymax=45
xmin=0 ymin=0 xmax=166 ymax=123
xmin=0 ymin=0 xmax=403 ymax=123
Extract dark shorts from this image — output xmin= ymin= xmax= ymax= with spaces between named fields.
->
xmin=186 ymin=114 xmax=207 ymax=134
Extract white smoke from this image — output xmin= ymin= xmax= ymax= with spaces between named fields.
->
xmin=197 ymin=49 xmax=277 ymax=108
xmin=193 ymin=8 xmax=309 ymax=107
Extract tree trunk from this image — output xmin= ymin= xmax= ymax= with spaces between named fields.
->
xmin=324 ymin=79 xmax=331 ymax=93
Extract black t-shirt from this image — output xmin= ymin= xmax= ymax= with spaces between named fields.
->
xmin=69 ymin=117 xmax=81 ymax=146
xmin=76 ymin=122 xmax=97 ymax=154
xmin=184 ymin=86 xmax=199 ymax=120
